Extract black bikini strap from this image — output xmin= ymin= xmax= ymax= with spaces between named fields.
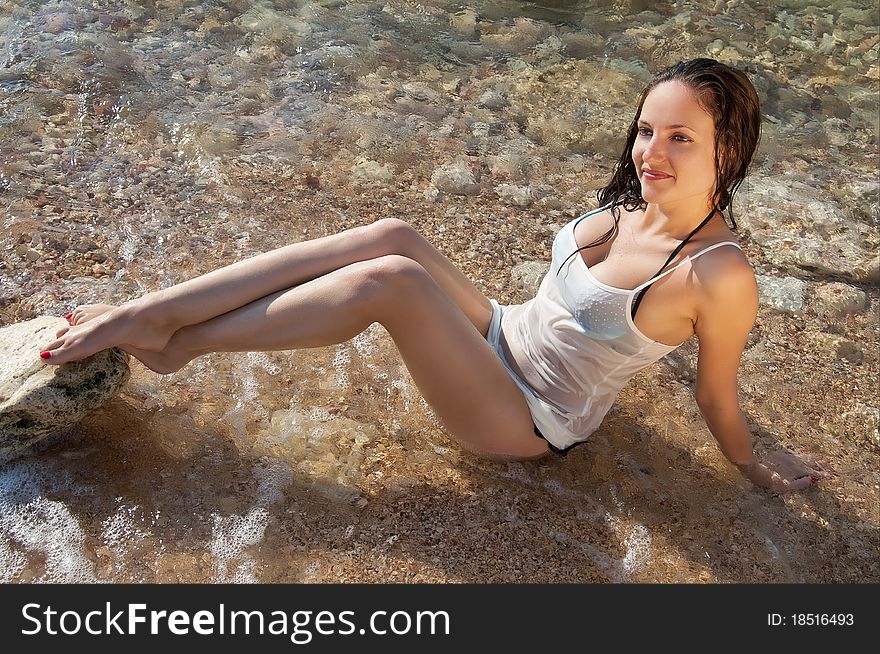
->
xmin=631 ymin=208 xmax=717 ymax=320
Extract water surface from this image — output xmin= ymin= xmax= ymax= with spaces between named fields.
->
xmin=0 ymin=0 xmax=877 ymax=583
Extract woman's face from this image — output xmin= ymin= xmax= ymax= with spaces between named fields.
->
xmin=631 ymin=80 xmax=718 ymax=212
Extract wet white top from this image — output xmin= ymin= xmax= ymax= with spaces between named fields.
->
xmin=500 ymin=208 xmax=742 ymax=450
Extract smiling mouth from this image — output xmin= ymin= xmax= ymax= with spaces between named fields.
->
xmin=642 ymin=169 xmax=672 ymax=180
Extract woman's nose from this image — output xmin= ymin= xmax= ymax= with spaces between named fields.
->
xmin=642 ymin=136 xmax=665 ymax=163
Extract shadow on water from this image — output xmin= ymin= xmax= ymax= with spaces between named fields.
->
xmin=2 ymin=383 xmax=873 ymax=583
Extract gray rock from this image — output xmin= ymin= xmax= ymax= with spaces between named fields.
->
xmin=402 ymin=82 xmax=440 ymax=104
xmin=510 ymin=261 xmax=548 ymax=299
xmin=478 ymin=90 xmax=509 ymax=110
xmin=350 ymin=157 xmax=394 ymax=184
xmin=814 ymin=282 xmax=868 ymax=318
xmin=423 ymin=187 xmax=441 ymax=202
xmin=755 ymin=274 xmax=807 ymax=315
xmin=0 ymin=317 xmax=130 ymax=456
xmin=496 ymin=184 xmax=533 ymax=207
xmin=430 ymin=162 xmax=480 ymax=196
xmin=741 ymin=177 xmax=879 ymax=283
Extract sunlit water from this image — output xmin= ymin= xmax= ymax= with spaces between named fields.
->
xmin=0 ymin=1 xmax=877 ymax=583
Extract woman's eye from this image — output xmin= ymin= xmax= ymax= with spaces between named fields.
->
xmin=673 ymin=134 xmax=691 ymax=142
xmin=637 ymin=127 xmax=652 ymax=136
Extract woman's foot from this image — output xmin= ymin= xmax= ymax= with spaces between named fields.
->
xmin=40 ymin=300 xmax=178 ymax=365
xmin=68 ymin=303 xmax=116 ymax=327
xmin=122 ymin=342 xmax=198 ymax=375
xmin=54 ymin=303 xmax=116 ymax=339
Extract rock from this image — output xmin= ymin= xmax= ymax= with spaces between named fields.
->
xmin=423 ymin=187 xmax=441 ymax=202
xmin=0 ymin=317 xmax=130 ymax=456
xmin=814 ymin=282 xmax=868 ymax=318
xmin=809 ymin=332 xmax=864 ymax=364
xmin=508 ymin=59 xmax=642 ymax=158
xmin=496 ymin=184 xmax=533 ymax=207
xmin=235 ymin=4 xmax=310 ymax=38
xmin=42 ymin=12 xmax=73 ymax=34
xmin=430 ymin=162 xmax=480 ymax=196
xmin=350 ymin=158 xmax=394 ymax=184
xmin=481 ymin=19 xmax=547 ymax=55
xmin=471 ymin=122 xmax=491 ymax=137
xmin=479 ymin=90 xmax=509 ymax=110
xmin=97 ymin=13 xmax=131 ymax=31
xmin=402 ymin=82 xmax=440 ymax=104
xmin=510 ymin=261 xmax=548 ymax=299
xmin=825 ymin=403 xmax=880 ymax=451
xmin=449 ymin=9 xmax=477 ymax=38
xmin=755 ymin=274 xmax=807 ymax=315
xmin=741 ymin=178 xmax=879 ymax=283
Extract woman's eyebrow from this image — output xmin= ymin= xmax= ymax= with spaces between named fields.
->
xmin=637 ymin=119 xmax=697 ymax=132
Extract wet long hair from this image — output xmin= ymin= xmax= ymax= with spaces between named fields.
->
xmin=585 ymin=58 xmax=762 ymax=251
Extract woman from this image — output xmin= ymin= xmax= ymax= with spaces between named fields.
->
xmin=39 ymin=58 xmax=824 ymax=492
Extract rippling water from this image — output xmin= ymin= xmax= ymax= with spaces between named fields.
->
xmin=1 ymin=1 xmax=877 ymax=583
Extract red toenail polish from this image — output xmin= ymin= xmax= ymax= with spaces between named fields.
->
xmin=65 ymin=313 xmax=72 ymax=320
xmin=40 ymin=351 xmax=51 ymax=359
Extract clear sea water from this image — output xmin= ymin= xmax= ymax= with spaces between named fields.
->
xmin=0 ymin=1 xmax=877 ymax=583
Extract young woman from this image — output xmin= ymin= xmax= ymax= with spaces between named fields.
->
xmin=40 ymin=59 xmax=825 ymax=492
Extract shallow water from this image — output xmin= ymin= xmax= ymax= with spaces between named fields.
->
xmin=0 ymin=1 xmax=877 ymax=583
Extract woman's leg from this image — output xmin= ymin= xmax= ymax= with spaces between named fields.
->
xmin=42 ymin=218 xmax=494 ymax=364
xmin=127 ymin=255 xmax=549 ymax=460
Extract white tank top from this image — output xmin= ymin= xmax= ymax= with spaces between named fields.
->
xmin=500 ymin=208 xmax=742 ymax=451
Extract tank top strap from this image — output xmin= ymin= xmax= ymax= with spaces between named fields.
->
xmin=630 ymin=209 xmax=718 ymax=318
xmin=687 ymin=240 xmax=743 ymax=260
xmin=631 ymin=241 xmax=742 ymax=294
xmin=630 ymin=256 xmax=690 ymax=294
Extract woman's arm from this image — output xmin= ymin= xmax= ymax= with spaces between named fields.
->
xmin=692 ymin=253 xmax=818 ymax=492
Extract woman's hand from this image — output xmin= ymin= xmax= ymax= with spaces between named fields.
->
xmin=737 ymin=448 xmax=831 ymax=493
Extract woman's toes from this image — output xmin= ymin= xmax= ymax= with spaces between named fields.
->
xmin=55 ymin=326 xmax=70 ymax=338
xmin=40 ymin=338 xmax=65 ymax=358
xmin=70 ymin=303 xmax=115 ymax=326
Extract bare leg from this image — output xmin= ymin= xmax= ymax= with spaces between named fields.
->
xmin=127 ymin=255 xmax=548 ymax=460
xmin=42 ymin=219 xmax=492 ymax=364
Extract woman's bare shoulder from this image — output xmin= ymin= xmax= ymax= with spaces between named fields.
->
xmin=580 ymin=206 xmax=618 ymax=224
xmin=570 ymin=206 xmax=618 ymax=241
xmin=691 ymin=241 xmax=757 ymax=302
